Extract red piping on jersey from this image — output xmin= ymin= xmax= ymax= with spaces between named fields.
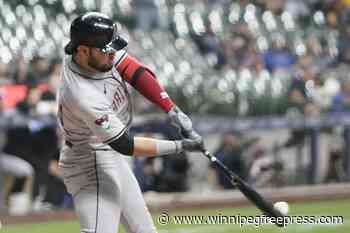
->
xmin=116 ymin=55 xmax=174 ymax=113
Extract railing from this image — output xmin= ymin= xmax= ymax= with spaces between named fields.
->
xmin=192 ymin=113 xmax=350 ymax=184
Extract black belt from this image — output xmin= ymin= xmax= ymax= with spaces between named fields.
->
xmin=65 ymin=140 xmax=73 ymax=148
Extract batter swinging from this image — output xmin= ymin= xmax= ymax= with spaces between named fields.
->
xmin=57 ymin=12 xmax=203 ymax=233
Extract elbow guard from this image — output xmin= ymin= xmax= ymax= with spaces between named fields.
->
xmin=108 ymin=131 xmax=134 ymax=156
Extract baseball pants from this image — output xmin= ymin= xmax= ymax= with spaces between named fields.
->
xmin=0 ymin=153 xmax=34 ymax=213
xmin=0 ymin=153 xmax=34 ymax=177
xmin=59 ymin=148 xmax=157 ymax=233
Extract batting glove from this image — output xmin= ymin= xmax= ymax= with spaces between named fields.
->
xmin=168 ymin=106 xmax=202 ymax=141
xmin=181 ymin=138 xmax=204 ymax=152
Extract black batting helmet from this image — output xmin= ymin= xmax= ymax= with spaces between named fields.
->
xmin=65 ymin=12 xmax=128 ymax=55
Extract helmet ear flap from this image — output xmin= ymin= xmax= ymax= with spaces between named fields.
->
xmin=64 ymin=41 xmax=76 ymax=55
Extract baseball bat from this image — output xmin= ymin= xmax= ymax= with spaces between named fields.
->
xmin=172 ymin=119 xmax=284 ymax=227
xmin=201 ymin=148 xmax=285 ymax=227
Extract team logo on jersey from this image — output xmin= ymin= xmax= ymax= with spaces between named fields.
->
xmin=95 ymin=114 xmax=111 ymax=130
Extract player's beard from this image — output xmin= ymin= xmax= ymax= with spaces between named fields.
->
xmin=88 ymin=52 xmax=113 ymax=73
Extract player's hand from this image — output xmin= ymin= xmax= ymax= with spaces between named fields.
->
xmin=168 ymin=106 xmax=202 ymax=141
xmin=181 ymin=138 xmax=204 ymax=152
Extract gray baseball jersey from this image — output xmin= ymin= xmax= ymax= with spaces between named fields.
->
xmin=58 ymin=50 xmax=132 ymax=151
xmin=58 ymin=51 xmax=157 ymax=233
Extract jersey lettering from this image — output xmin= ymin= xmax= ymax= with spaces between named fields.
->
xmin=112 ymin=86 xmax=127 ymax=111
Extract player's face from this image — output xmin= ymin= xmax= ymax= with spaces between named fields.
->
xmin=87 ymin=48 xmax=115 ymax=73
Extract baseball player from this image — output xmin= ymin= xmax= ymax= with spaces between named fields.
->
xmin=58 ymin=12 xmax=202 ymax=233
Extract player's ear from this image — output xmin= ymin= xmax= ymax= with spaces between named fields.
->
xmin=77 ymin=45 xmax=90 ymax=55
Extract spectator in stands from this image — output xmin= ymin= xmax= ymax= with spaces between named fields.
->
xmin=334 ymin=45 xmax=350 ymax=76
xmin=208 ymin=132 xmax=256 ymax=189
xmin=133 ymin=0 xmax=161 ymax=31
xmin=134 ymin=144 xmax=190 ymax=193
xmin=0 ymin=62 xmax=11 ymax=85
xmin=131 ymin=123 xmax=191 ymax=193
xmin=306 ymin=35 xmax=333 ymax=70
xmin=284 ymin=67 xmax=321 ymax=147
xmin=133 ymin=156 xmax=157 ymax=192
xmin=25 ymin=56 xmax=51 ymax=87
xmin=13 ymin=86 xmax=42 ymax=116
xmin=191 ymin=24 xmax=226 ymax=69
xmin=11 ymin=55 xmax=29 ymax=85
xmin=154 ymin=151 xmax=190 ymax=192
xmin=288 ymin=67 xmax=316 ymax=111
xmin=328 ymin=0 xmax=350 ymax=28
xmin=330 ymin=79 xmax=350 ymax=113
xmin=324 ymin=145 xmax=345 ymax=183
xmin=309 ymin=74 xmax=339 ymax=111
xmin=240 ymin=43 xmax=265 ymax=72
xmin=248 ymin=145 xmax=285 ymax=188
xmin=221 ymin=33 xmax=249 ymax=70
xmin=263 ymin=33 xmax=296 ymax=74
xmin=41 ymin=60 xmax=61 ymax=101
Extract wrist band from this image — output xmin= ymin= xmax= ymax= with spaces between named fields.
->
xmin=155 ymin=140 xmax=183 ymax=156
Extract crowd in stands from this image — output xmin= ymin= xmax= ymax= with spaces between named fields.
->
xmin=1 ymin=0 xmax=350 ymax=215
xmin=1 ymin=0 xmax=350 ymax=116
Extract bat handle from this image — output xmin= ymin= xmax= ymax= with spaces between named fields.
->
xmin=201 ymin=148 xmax=216 ymax=161
xmin=201 ymin=148 xmax=238 ymax=179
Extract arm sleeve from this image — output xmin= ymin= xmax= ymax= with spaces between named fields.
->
xmin=108 ymin=131 xmax=134 ymax=155
xmin=114 ymin=51 xmax=175 ymax=113
xmin=72 ymin=86 xmax=127 ymax=144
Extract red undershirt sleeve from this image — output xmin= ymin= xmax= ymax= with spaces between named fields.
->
xmin=116 ymin=54 xmax=175 ymax=113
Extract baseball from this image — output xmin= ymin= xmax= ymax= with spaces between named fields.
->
xmin=273 ymin=201 xmax=289 ymax=215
